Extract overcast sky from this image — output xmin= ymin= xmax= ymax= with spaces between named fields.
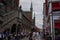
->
xmin=19 ymin=0 xmax=45 ymax=29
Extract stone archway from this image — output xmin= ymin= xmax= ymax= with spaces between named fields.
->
xmin=11 ymin=24 xmax=21 ymax=34
xmin=11 ymin=24 xmax=16 ymax=34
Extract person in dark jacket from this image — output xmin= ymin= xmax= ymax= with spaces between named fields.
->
xmin=0 ymin=32 xmax=3 ymax=40
xmin=29 ymin=32 xmax=33 ymax=40
xmin=56 ymin=34 xmax=60 ymax=40
xmin=29 ymin=28 xmax=34 ymax=40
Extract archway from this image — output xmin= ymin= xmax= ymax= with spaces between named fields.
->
xmin=11 ymin=24 xmax=21 ymax=34
xmin=11 ymin=24 xmax=16 ymax=34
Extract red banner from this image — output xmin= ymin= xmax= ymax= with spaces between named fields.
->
xmin=52 ymin=2 xmax=60 ymax=11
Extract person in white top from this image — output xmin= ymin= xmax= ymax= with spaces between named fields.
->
xmin=32 ymin=32 xmax=40 ymax=40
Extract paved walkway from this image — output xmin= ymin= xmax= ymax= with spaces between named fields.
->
xmin=21 ymin=37 xmax=29 ymax=40
xmin=20 ymin=36 xmax=44 ymax=40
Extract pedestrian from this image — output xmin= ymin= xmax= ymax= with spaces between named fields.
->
xmin=56 ymin=34 xmax=60 ymax=40
xmin=2 ymin=32 xmax=5 ymax=40
xmin=4 ymin=29 xmax=9 ymax=40
xmin=0 ymin=32 xmax=3 ymax=40
xmin=32 ymin=32 xmax=36 ymax=40
xmin=29 ymin=32 xmax=33 ymax=40
xmin=29 ymin=28 xmax=35 ymax=40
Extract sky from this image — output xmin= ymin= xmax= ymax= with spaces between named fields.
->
xmin=19 ymin=0 xmax=45 ymax=29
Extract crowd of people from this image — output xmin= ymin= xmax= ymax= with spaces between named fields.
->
xmin=0 ymin=31 xmax=44 ymax=40
xmin=0 ymin=28 xmax=44 ymax=40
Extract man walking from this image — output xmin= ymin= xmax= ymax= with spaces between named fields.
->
xmin=0 ymin=32 xmax=3 ymax=40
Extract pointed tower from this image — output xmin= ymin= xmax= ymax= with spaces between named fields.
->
xmin=19 ymin=5 xmax=22 ymax=12
xmin=30 ymin=2 xmax=33 ymax=23
xmin=33 ymin=13 xmax=35 ymax=26
xmin=30 ymin=2 xmax=33 ymax=12
xmin=19 ymin=5 xmax=22 ymax=19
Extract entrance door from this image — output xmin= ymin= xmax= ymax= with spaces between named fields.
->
xmin=11 ymin=24 xmax=16 ymax=34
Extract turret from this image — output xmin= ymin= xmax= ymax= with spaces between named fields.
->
xmin=33 ymin=13 xmax=35 ymax=26
xmin=30 ymin=2 xmax=33 ymax=12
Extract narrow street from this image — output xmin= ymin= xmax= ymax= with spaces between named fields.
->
xmin=1 ymin=0 xmax=60 ymax=40
xmin=20 ymin=35 xmax=44 ymax=40
xmin=20 ymin=37 xmax=29 ymax=40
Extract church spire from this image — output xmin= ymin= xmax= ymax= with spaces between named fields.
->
xmin=30 ymin=2 xmax=33 ymax=11
xmin=33 ymin=13 xmax=35 ymax=26
xmin=19 ymin=5 xmax=22 ymax=12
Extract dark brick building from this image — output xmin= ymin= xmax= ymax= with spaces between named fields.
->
xmin=0 ymin=0 xmax=19 ymax=33
xmin=0 ymin=0 xmax=36 ymax=34
xmin=18 ymin=3 xmax=33 ymax=32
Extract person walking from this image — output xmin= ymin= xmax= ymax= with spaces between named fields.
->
xmin=56 ymin=34 xmax=60 ymax=40
xmin=29 ymin=32 xmax=33 ymax=40
xmin=0 ymin=32 xmax=3 ymax=40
